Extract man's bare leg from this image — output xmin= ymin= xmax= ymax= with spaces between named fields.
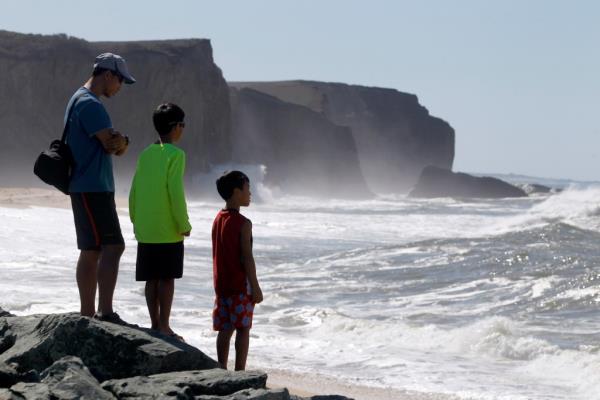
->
xmin=158 ymin=279 xmax=175 ymax=334
xmin=216 ymin=329 xmax=235 ymax=369
xmin=145 ymin=280 xmax=160 ymax=329
xmin=76 ymin=250 xmax=100 ymax=317
xmin=235 ymin=327 xmax=250 ymax=371
xmin=97 ymin=244 xmax=124 ymax=315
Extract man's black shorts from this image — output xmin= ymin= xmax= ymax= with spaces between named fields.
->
xmin=70 ymin=192 xmax=124 ymax=250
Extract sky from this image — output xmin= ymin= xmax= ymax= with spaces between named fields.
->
xmin=2 ymin=0 xmax=599 ymax=181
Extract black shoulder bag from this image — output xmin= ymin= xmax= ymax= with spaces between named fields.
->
xmin=33 ymin=93 xmax=85 ymax=195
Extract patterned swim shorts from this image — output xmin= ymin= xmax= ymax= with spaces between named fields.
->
xmin=213 ymin=293 xmax=254 ymax=331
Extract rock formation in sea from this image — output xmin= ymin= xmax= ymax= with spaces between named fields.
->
xmin=0 ymin=308 xmax=351 ymax=399
xmin=409 ymin=166 xmax=528 ymax=198
xmin=230 ymin=81 xmax=455 ymax=193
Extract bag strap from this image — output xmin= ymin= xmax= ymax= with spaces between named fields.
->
xmin=60 ymin=90 xmax=89 ymax=143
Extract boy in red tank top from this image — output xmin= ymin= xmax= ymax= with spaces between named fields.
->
xmin=212 ymin=170 xmax=263 ymax=370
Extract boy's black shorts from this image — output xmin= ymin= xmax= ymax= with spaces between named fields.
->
xmin=70 ymin=192 xmax=124 ymax=250
xmin=136 ymin=241 xmax=184 ymax=281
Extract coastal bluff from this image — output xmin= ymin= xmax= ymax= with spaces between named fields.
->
xmin=1 ymin=30 xmax=456 ymax=197
xmin=229 ymin=87 xmax=370 ymax=198
xmin=0 ymin=30 xmax=231 ymax=189
xmin=0 ymin=308 xmax=351 ymax=400
xmin=230 ymin=81 xmax=455 ymax=193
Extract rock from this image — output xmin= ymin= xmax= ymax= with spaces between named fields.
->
xmin=0 ymin=362 xmax=38 ymax=389
xmin=1 ymin=382 xmax=53 ymax=400
xmin=0 ymin=313 xmax=218 ymax=381
xmin=229 ymin=88 xmax=371 ymax=198
xmin=0 ymin=363 xmax=21 ymax=388
xmin=3 ymin=356 xmax=115 ymax=399
xmin=409 ymin=166 xmax=528 ymax=198
xmin=102 ymin=369 xmax=267 ymax=398
xmin=0 ymin=308 xmax=14 ymax=318
xmin=0 ymin=319 xmax=17 ymax=355
xmin=230 ymin=81 xmax=455 ymax=193
xmin=39 ymin=356 xmax=115 ymax=399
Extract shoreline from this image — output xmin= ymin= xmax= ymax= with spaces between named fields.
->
xmin=0 ymin=187 xmax=128 ymax=209
xmin=264 ymin=368 xmax=463 ymax=400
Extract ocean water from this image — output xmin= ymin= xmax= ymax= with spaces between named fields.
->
xmin=1 ymin=184 xmax=600 ymax=400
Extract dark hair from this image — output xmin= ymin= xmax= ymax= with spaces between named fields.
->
xmin=216 ymin=170 xmax=250 ymax=200
xmin=153 ymin=103 xmax=185 ymax=136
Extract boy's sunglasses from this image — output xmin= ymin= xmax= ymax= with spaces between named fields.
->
xmin=169 ymin=121 xmax=186 ymax=128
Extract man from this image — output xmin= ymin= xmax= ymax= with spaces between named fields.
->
xmin=65 ymin=53 xmax=135 ymax=322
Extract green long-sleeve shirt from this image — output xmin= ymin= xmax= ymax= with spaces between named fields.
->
xmin=129 ymin=143 xmax=192 ymax=243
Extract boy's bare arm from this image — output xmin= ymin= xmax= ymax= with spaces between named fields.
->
xmin=241 ymin=221 xmax=263 ymax=304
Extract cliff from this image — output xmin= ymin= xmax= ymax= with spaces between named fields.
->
xmin=0 ymin=30 xmax=456 ymax=198
xmin=230 ymin=81 xmax=455 ymax=193
xmin=0 ymin=30 xmax=231 ymax=190
xmin=230 ymin=87 xmax=371 ymax=198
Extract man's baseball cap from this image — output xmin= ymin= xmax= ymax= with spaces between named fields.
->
xmin=93 ymin=53 xmax=136 ymax=84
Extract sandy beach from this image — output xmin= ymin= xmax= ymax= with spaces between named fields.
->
xmin=0 ymin=187 xmax=128 ymax=209
xmin=0 ymin=187 xmax=72 ymax=208
xmin=265 ymin=369 xmax=463 ymax=400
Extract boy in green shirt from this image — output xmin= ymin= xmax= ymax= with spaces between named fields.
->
xmin=129 ymin=103 xmax=191 ymax=341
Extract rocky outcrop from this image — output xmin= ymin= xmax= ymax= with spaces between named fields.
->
xmin=0 ymin=311 xmax=352 ymax=400
xmin=0 ymin=313 xmax=217 ymax=381
xmin=0 ymin=30 xmax=231 ymax=189
xmin=230 ymin=81 xmax=455 ymax=193
xmin=229 ymin=88 xmax=371 ymax=198
xmin=102 ymin=369 xmax=268 ymax=398
xmin=16 ymin=356 xmax=116 ymax=399
xmin=409 ymin=166 xmax=528 ymax=198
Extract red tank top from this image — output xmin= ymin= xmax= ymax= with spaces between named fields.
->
xmin=212 ymin=209 xmax=249 ymax=296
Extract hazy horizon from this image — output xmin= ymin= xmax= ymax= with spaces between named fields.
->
xmin=2 ymin=0 xmax=599 ymax=181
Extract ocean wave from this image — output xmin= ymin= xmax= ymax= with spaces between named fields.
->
xmin=258 ymin=308 xmax=600 ymax=399
xmin=482 ymin=185 xmax=600 ymax=235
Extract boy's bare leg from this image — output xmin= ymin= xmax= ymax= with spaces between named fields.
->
xmin=76 ymin=250 xmax=100 ymax=317
xmin=234 ymin=327 xmax=250 ymax=371
xmin=158 ymin=279 xmax=174 ymax=334
xmin=145 ymin=280 xmax=160 ymax=329
xmin=216 ymin=329 xmax=235 ymax=369
xmin=97 ymin=244 xmax=124 ymax=315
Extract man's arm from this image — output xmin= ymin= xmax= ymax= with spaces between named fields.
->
xmin=241 ymin=221 xmax=263 ymax=304
xmin=95 ymin=129 xmax=128 ymax=155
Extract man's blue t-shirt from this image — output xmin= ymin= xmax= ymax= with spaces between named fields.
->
xmin=65 ymin=87 xmax=114 ymax=193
